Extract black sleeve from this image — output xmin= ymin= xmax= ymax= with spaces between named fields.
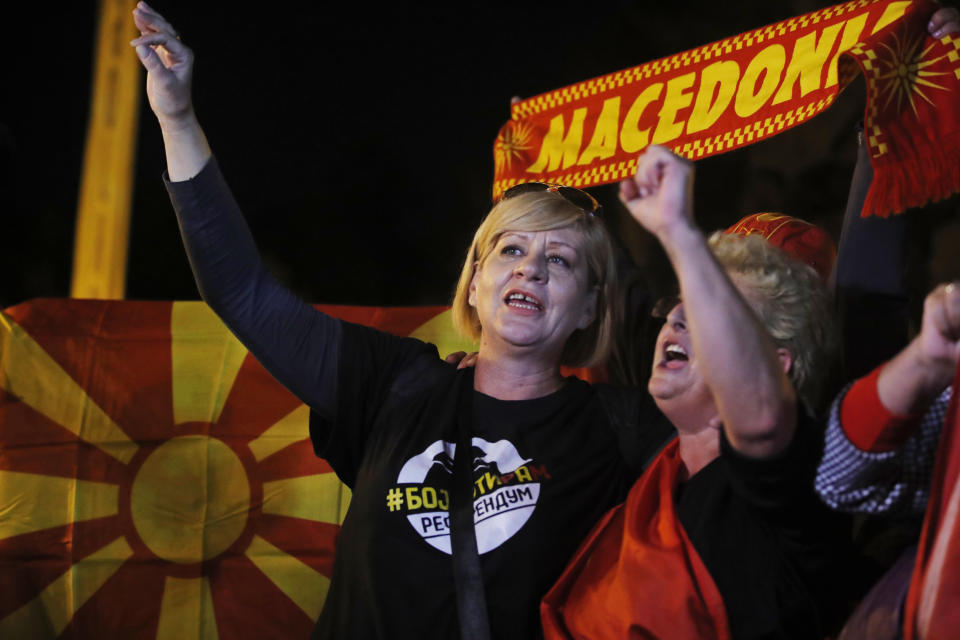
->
xmin=720 ymin=412 xmax=860 ymax=634
xmin=832 ymin=128 xmax=912 ymax=382
xmin=164 ymin=158 xmax=340 ymax=419
xmin=718 ymin=410 xmax=825 ymax=516
xmin=310 ymin=321 xmax=446 ymax=486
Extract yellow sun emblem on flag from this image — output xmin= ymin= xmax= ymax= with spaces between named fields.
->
xmin=494 ymin=121 xmax=535 ymax=175
xmin=0 ymin=302 xmax=350 ymax=638
xmin=874 ymin=29 xmax=951 ymax=116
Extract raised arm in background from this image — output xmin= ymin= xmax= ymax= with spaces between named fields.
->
xmin=817 ymin=283 xmax=960 ymax=515
xmin=832 ymin=126 xmax=912 ymax=383
xmin=131 ymin=1 xmax=340 ymax=417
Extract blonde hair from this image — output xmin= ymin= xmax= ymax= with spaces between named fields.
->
xmin=709 ymin=232 xmax=837 ymax=412
xmin=452 ymin=191 xmax=617 ymax=368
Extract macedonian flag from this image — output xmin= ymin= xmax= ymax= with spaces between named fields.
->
xmin=0 ymin=299 xmax=478 ymax=639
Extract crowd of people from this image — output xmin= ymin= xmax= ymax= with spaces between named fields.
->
xmin=131 ymin=1 xmax=960 ymax=638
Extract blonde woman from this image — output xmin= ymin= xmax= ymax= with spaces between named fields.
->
xmin=132 ymin=4 xmax=672 ymax=638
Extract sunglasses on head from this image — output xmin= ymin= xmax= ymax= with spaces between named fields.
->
xmin=499 ymin=182 xmax=602 ymax=218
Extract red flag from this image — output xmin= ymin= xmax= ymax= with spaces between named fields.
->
xmin=904 ymin=362 xmax=960 ymax=640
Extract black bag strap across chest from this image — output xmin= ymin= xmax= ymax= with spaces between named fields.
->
xmin=449 ymin=370 xmax=491 ymax=640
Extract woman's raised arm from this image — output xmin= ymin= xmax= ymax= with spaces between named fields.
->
xmin=131 ymin=2 xmax=340 ymax=419
xmin=620 ymin=146 xmax=798 ymax=459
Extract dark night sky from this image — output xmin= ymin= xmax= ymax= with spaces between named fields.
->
xmin=7 ymin=0 xmax=955 ymax=312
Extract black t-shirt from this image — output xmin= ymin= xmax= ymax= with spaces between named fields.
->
xmin=677 ymin=417 xmax=857 ymax=639
xmin=311 ymin=322 xmax=673 ymax=639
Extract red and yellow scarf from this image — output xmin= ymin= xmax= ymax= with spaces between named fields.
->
xmin=493 ymin=0 xmax=960 ymax=218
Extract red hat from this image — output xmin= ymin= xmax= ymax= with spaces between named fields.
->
xmin=724 ymin=213 xmax=835 ymax=283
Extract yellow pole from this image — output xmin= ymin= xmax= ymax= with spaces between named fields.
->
xmin=70 ymin=0 xmax=142 ymax=299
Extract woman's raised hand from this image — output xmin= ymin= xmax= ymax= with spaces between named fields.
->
xmin=131 ymin=2 xmax=194 ymax=125
xmin=918 ymin=282 xmax=960 ymax=381
xmin=876 ymin=281 xmax=960 ymax=417
xmin=619 ymin=145 xmax=696 ymax=243
xmin=131 ymin=1 xmax=210 ymax=180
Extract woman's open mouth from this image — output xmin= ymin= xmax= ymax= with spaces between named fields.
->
xmin=505 ymin=292 xmax=542 ymax=311
xmin=662 ymin=343 xmax=688 ymax=369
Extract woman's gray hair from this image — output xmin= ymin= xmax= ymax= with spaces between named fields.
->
xmin=709 ymin=231 xmax=837 ymax=413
